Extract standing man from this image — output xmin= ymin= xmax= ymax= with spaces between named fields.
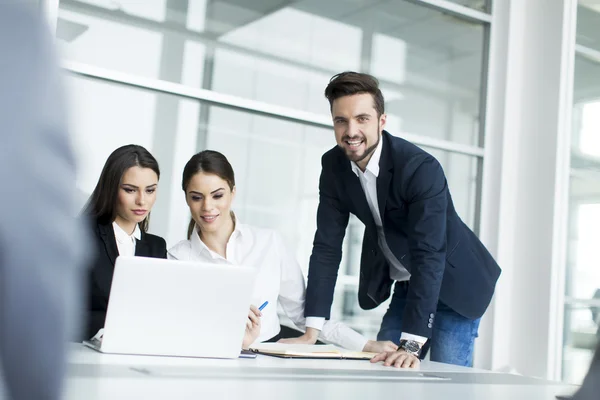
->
xmin=296 ymin=72 xmax=500 ymax=368
xmin=0 ymin=3 xmax=89 ymax=400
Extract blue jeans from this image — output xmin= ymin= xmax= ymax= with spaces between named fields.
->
xmin=376 ymin=281 xmax=480 ymax=367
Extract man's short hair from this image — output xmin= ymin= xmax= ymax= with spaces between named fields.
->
xmin=324 ymin=71 xmax=385 ymax=117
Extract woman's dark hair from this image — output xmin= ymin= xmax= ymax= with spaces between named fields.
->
xmin=182 ymin=150 xmax=235 ymax=239
xmin=83 ymin=144 xmax=160 ymax=233
xmin=324 ymin=71 xmax=385 ymax=117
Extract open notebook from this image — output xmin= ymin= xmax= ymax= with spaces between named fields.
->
xmin=249 ymin=343 xmax=378 ymax=360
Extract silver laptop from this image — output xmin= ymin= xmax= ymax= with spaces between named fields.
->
xmin=83 ymin=256 xmax=256 ymax=359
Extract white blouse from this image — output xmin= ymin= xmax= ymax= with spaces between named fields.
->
xmin=112 ymin=221 xmax=141 ymax=257
xmin=167 ymin=221 xmax=368 ymax=351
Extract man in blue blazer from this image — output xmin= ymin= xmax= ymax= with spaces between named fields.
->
xmin=0 ymin=3 xmax=89 ymax=399
xmin=300 ymin=72 xmax=501 ymax=368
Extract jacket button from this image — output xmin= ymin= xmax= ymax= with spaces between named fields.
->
xmin=428 ymin=318 xmax=433 ymax=323
xmin=430 ymin=313 xmax=434 ymax=318
xmin=427 ymin=323 xmax=433 ymax=329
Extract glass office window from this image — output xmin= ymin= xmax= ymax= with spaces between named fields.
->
xmin=58 ymin=0 xmax=486 ymax=146
xmin=216 ymin=0 xmax=486 ymax=146
xmin=577 ymin=1 xmax=600 ymax=53
xmin=445 ymin=0 xmax=489 ymax=12
xmin=67 ymin=0 xmax=168 ymax=21
xmin=566 ymin=203 xmax=600 ymax=299
xmin=562 ymin=1 xmax=600 ymax=384
xmin=563 ymin=192 xmax=600 ymax=383
xmin=563 ymin=303 xmax=600 ymax=384
xmin=65 ymin=74 xmax=202 ymax=248
xmin=57 ymin=0 xmax=208 ymax=87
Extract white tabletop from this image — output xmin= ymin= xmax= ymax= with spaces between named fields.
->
xmin=66 ymin=344 xmax=578 ymax=400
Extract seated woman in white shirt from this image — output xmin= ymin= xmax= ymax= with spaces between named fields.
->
xmin=168 ymin=150 xmax=397 ymax=353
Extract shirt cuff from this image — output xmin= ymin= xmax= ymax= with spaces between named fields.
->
xmin=320 ymin=319 xmax=369 ymax=351
xmin=400 ymin=332 xmax=428 ymax=345
xmin=341 ymin=331 xmax=369 ymax=352
xmin=305 ymin=317 xmax=325 ymax=331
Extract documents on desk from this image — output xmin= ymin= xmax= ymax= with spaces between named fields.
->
xmin=249 ymin=343 xmax=378 ymax=360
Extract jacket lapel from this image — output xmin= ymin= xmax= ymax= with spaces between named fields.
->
xmin=97 ymin=221 xmax=119 ymax=265
xmin=135 ymin=233 xmax=151 ymax=257
xmin=376 ymin=132 xmax=393 ymax=220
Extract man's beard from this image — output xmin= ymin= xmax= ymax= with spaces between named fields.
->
xmin=341 ymin=123 xmax=380 ymax=163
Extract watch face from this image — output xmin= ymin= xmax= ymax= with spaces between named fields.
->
xmin=403 ymin=341 xmax=420 ymax=354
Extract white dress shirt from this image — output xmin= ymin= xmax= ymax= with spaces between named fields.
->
xmin=167 ymin=221 xmax=368 ymax=351
xmin=112 ymin=221 xmax=141 ymax=257
xmin=350 ymin=139 xmax=410 ymax=283
xmin=310 ymin=138 xmax=428 ymax=345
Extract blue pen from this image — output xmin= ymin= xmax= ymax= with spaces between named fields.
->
xmin=258 ymin=301 xmax=269 ymax=311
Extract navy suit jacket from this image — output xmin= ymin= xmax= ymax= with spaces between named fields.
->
xmin=305 ymin=131 xmax=501 ymax=338
xmin=85 ymin=220 xmax=167 ymax=338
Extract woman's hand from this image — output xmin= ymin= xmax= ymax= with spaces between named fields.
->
xmin=242 ymin=304 xmax=262 ymax=349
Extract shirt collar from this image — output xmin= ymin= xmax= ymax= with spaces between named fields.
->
xmin=190 ymin=215 xmax=244 ymax=260
xmin=112 ymin=221 xmax=141 ymax=243
xmin=350 ymin=135 xmax=384 ymax=178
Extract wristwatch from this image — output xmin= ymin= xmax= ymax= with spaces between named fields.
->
xmin=399 ymin=339 xmax=423 ymax=357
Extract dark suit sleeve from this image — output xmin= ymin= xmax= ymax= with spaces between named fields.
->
xmin=402 ymin=155 xmax=448 ymax=338
xmin=304 ymin=155 xmax=350 ymax=319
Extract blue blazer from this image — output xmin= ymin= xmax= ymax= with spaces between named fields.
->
xmin=305 ymin=131 xmax=501 ymax=338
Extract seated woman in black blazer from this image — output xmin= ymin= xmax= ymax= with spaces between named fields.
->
xmin=83 ymin=145 xmax=167 ymax=339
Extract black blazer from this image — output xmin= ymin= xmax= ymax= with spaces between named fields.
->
xmin=85 ymin=220 xmax=167 ymax=339
xmin=305 ymin=131 xmax=501 ymax=338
